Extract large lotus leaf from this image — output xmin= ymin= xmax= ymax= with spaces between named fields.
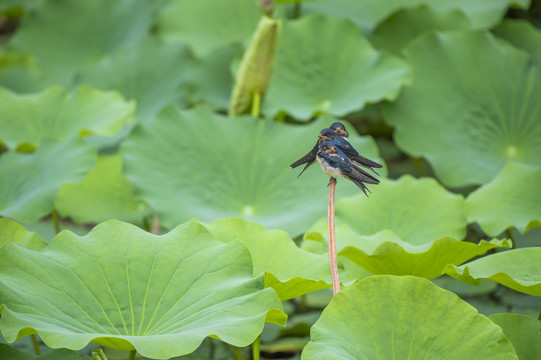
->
xmin=0 ymin=220 xmax=286 ymax=359
xmin=0 ymin=139 xmax=97 ymax=222
xmin=204 ymin=218 xmax=330 ymax=300
xmin=493 ymin=19 xmax=541 ymax=63
xmin=444 ymin=248 xmax=541 ymax=296
xmin=302 ymin=275 xmax=517 ymax=359
xmin=383 ymin=30 xmax=541 ymax=187
xmin=0 ymin=218 xmax=46 ymax=250
xmin=75 ymin=40 xmax=194 ymax=121
xmin=302 ymin=0 xmax=529 ymax=33
xmin=333 ymin=175 xmax=467 ymax=244
xmin=121 ymin=106 xmax=382 ymax=235
xmin=370 ymin=6 xmax=475 ymax=56
xmin=466 ymin=162 xmax=541 ymax=236
xmin=489 ymin=313 xmax=541 ymax=360
xmin=0 ymin=344 xmax=88 ymax=360
xmin=157 ymin=0 xmax=261 ymax=57
xmin=338 ymin=229 xmax=510 ymax=279
xmin=55 ymin=154 xmax=150 ymax=225
xmin=9 ymin=0 xmax=152 ymax=84
xmin=0 ymin=86 xmax=134 ymax=150
xmin=263 ymin=14 xmax=410 ymax=120
xmin=305 ymin=223 xmax=509 ymax=279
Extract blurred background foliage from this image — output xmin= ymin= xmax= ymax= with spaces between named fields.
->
xmin=1 ymin=0 xmax=541 ymax=359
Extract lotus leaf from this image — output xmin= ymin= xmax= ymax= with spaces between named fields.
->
xmin=305 ymin=223 xmax=509 ymax=279
xmin=0 ymin=51 xmax=46 ymax=93
xmin=493 ymin=19 xmax=541 ymax=63
xmin=465 ymin=162 xmax=541 ymax=236
xmin=337 ymin=229 xmax=511 ymax=278
xmin=333 ymin=176 xmax=467 ymax=244
xmin=0 ymin=86 xmax=134 ymax=150
xmin=121 ymin=106 xmax=382 ymax=235
xmin=76 ymin=40 xmax=194 ymax=121
xmin=204 ymin=218 xmax=331 ymax=300
xmin=302 ymin=0 xmax=529 ymax=32
xmin=263 ymin=14 xmax=410 ymax=120
xmin=0 ymin=220 xmax=286 ymax=359
xmin=0 ymin=344 xmax=88 ymax=360
xmin=444 ymin=248 xmax=541 ymax=296
xmin=9 ymin=0 xmax=152 ymax=84
xmin=370 ymin=6 xmax=475 ymax=55
xmin=302 ymin=275 xmax=517 ymax=359
xmin=383 ymin=30 xmax=541 ymax=187
xmin=55 ymin=154 xmax=150 ymax=225
xmin=489 ymin=313 xmax=541 ymax=360
xmin=0 ymin=218 xmax=46 ymax=250
xmin=0 ymin=139 xmax=97 ymax=222
xmin=157 ymin=0 xmax=260 ymax=56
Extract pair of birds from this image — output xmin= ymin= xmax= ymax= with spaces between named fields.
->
xmin=290 ymin=122 xmax=382 ymax=196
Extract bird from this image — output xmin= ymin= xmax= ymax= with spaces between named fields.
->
xmin=329 ymin=122 xmax=349 ymax=140
xmin=316 ymin=140 xmax=379 ymax=196
xmin=290 ymin=125 xmax=383 ymax=177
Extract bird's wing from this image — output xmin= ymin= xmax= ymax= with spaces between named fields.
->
xmin=290 ymin=142 xmax=318 ymax=168
xmin=350 ymin=162 xmax=380 ymax=184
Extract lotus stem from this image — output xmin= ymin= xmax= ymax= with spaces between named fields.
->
xmin=31 ymin=334 xmax=40 ymax=355
xmin=151 ymin=213 xmax=160 ymax=235
xmin=128 ymin=350 xmax=136 ymax=360
xmin=412 ymin=157 xmax=425 ymax=177
xmin=51 ymin=208 xmax=61 ymax=234
xmin=251 ymin=91 xmax=261 ymax=118
xmin=328 ymin=178 xmax=341 ymax=295
xmin=252 ymin=335 xmax=261 ymax=360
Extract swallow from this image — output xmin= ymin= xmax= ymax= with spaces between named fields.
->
xmin=329 ymin=122 xmax=349 ymax=140
xmin=316 ymin=140 xmax=379 ymax=196
xmin=291 ymin=126 xmax=383 ymax=177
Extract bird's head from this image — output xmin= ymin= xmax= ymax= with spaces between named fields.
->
xmin=319 ymin=140 xmax=337 ymax=154
xmin=318 ymin=128 xmax=336 ymax=142
xmin=330 ymin=122 xmax=349 ymax=139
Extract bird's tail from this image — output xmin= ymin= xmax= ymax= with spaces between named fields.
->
xmin=348 ymin=176 xmax=371 ymax=197
xmin=351 ymin=163 xmax=379 ymax=184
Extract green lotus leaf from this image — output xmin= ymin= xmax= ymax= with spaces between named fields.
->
xmin=302 ymin=0 xmax=529 ymax=33
xmin=0 ymin=344 xmax=88 ymax=360
xmin=75 ymin=39 xmax=195 ymax=121
xmin=229 ymin=16 xmax=280 ymax=116
xmin=188 ymin=44 xmax=242 ymax=111
xmin=0 ymin=139 xmax=97 ymax=222
xmin=0 ymin=51 xmax=46 ymax=93
xmin=0 ymin=86 xmax=134 ymax=150
xmin=157 ymin=0 xmax=261 ymax=57
xmin=204 ymin=218 xmax=330 ymax=300
xmin=488 ymin=313 xmax=541 ymax=360
xmin=302 ymin=275 xmax=517 ymax=359
xmin=493 ymin=19 xmax=541 ymax=63
xmin=334 ymin=175 xmax=467 ymax=244
xmin=465 ymin=162 xmax=541 ymax=236
xmin=0 ymin=218 xmax=46 ymax=250
xmin=263 ymin=14 xmax=410 ymax=120
xmin=305 ymin=221 xmax=509 ymax=279
xmin=55 ymin=154 xmax=151 ymax=225
xmin=370 ymin=5 xmax=475 ymax=56
xmin=444 ymin=248 xmax=541 ymax=296
xmin=383 ymin=30 xmax=541 ymax=187
xmin=121 ymin=106 xmax=382 ymax=235
xmin=338 ymin=229 xmax=510 ymax=279
xmin=9 ymin=0 xmax=152 ymax=84
xmin=0 ymin=220 xmax=286 ymax=359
